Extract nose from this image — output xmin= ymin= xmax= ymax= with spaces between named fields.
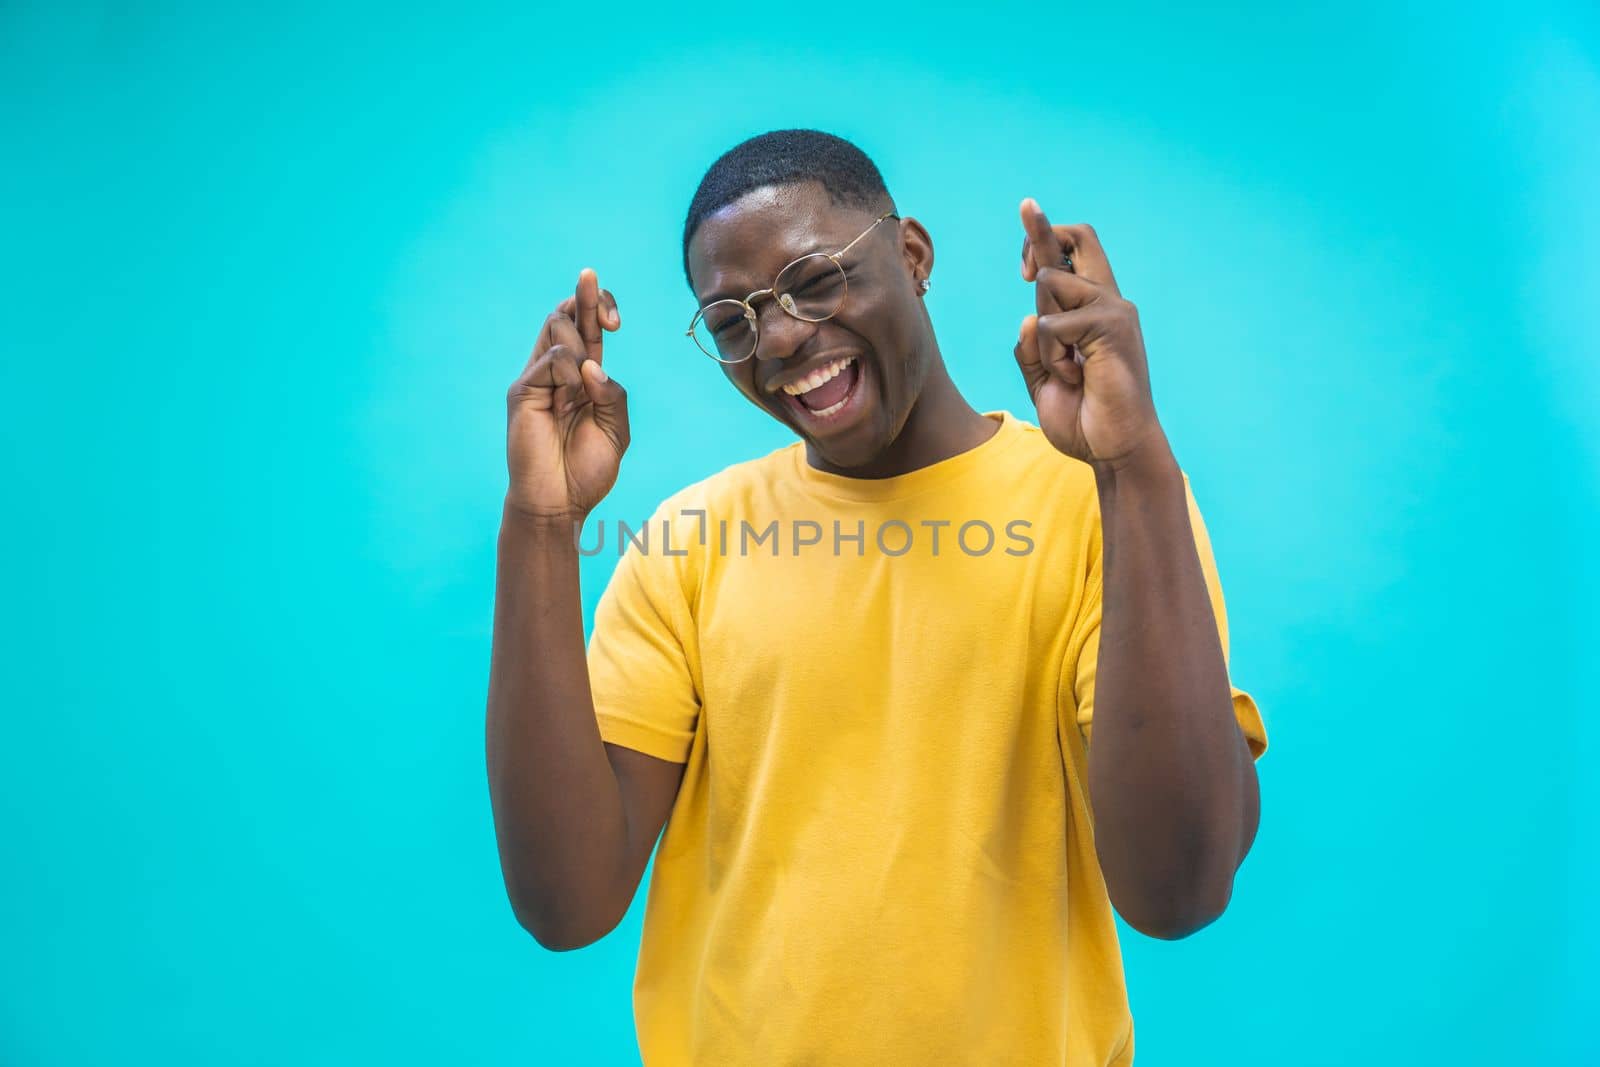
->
xmin=750 ymin=294 xmax=816 ymax=362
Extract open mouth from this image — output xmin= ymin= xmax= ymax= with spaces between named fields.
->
xmin=780 ymin=354 xmax=864 ymax=425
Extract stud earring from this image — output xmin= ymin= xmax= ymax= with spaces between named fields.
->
xmin=918 ymin=277 xmax=931 ymax=293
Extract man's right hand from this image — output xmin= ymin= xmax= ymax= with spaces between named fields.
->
xmin=505 ymin=268 xmax=630 ymax=522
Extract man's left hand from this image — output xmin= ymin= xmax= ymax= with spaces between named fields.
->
xmin=1014 ymin=198 xmax=1166 ymax=471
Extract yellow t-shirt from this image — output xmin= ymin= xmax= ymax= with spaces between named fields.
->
xmin=587 ymin=410 xmax=1267 ymax=1066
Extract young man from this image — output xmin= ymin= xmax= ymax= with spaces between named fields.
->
xmin=487 ymin=129 xmax=1268 ymax=1065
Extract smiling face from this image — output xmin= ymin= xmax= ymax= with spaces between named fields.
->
xmin=686 ymin=181 xmax=937 ymax=470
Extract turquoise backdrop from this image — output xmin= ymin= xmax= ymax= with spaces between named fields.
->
xmin=4 ymin=3 xmax=1596 ymax=1064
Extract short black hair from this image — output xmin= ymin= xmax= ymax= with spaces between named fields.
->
xmin=682 ymin=129 xmax=894 ymax=288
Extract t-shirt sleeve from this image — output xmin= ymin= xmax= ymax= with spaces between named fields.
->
xmin=585 ymin=516 xmax=702 ymax=765
xmin=1062 ymin=473 xmax=1268 ymax=760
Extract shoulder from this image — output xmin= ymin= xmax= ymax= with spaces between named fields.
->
xmin=996 ymin=412 xmax=1214 ymax=560
xmin=616 ymin=443 xmax=796 ymax=597
xmin=649 ymin=441 xmax=797 ymax=524
xmin=997 ymin=412 xmax=1102 ymax=511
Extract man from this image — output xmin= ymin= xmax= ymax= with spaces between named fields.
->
xmin=487 ymin=129 xmax=1268 ymax=1065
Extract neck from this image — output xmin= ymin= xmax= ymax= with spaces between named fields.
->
xmin=806 ymin=357 xmax=997 ymax=479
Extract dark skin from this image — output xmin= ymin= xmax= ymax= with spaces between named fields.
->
xmin=687 ymin=182 xmax=995 ymax=476
xmin=486 ymin=181 xmax=1258 ymax=950
xmin=1014 ymin=198 xmax=1261 ymax=937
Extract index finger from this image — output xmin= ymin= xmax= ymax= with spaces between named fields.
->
xmin=575 ymin=268 xmax=605 ymax=364
xmin=1021 ymin=226 xmax=1077 ymax=281
xmin=1020 ymin=198 xmax=1066 ymax=280
xmin=558 ymin=288 xmax=621 ymax=327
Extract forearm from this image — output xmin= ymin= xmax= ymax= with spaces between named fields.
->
xmin=1085 ymin=438 xmax=1259 ymax=939
xmin=486 ymin=501 xmax=629 ymax=947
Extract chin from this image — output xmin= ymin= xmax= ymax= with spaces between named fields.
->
xmin=770 ymin=352 xmax=904 ymax=470
xmin=817 ymin=425 xmax=884 ymax=464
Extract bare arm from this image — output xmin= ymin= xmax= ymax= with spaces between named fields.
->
xmin=1085 ymin=442 xmax=1259 ymax=940
xmin=1015 ymin=203 xmax=1260 ymax=940
xmin=486 ymin=269 xmax=684 ymax=951
xmin=487 ymin=510 xmax=684 ymax=950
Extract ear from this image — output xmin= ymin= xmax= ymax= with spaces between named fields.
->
xmin=896 ymin=216 xmax=934 ymax=293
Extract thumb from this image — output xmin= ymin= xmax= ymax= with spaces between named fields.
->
xmin=580 ymin=358 xmax=631 ymax=448
xmin=1013 ymin=315 xmax=1047 ymax=399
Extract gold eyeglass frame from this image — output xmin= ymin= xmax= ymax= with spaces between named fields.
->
xmin=686 ymin=211 xmax=900 ymax=364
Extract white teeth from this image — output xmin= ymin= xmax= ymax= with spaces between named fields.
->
xmin=782 ymin=356 xmax=855 ymax=396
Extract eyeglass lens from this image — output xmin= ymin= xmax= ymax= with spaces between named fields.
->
xmin=691 ymin=254 xmax=848 ymax=362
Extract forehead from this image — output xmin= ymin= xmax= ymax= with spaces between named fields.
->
xmin=688 ymin=182 xmax=870 ymax=300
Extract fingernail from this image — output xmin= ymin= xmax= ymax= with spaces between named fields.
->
xmin=591 ymin=362 xmax=608 ymax=382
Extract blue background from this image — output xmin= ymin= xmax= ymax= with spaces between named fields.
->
xmin=4 ymin=3 xmax=1596 ymax=1064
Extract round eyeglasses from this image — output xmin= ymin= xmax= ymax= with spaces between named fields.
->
xmin=686 ymin=212 xmax=899 ymax=364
